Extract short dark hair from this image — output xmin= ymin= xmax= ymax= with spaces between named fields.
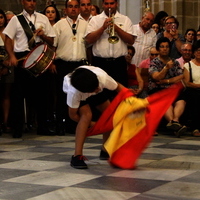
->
xmin=92 ymin=4 xmax=100 ymax=14
xmin=0 ymin=9 xmax=7 ymax=27
xmin=192 ymin=40 xmax=200 ymax=53
xmin=184 ymin=28 xmax=196 ymax=37
xmin=42 ymin=5 xmax=61 ymax=23
xmin=127 ymin=45 xmax=135 ymax=56
xmin=156 ymin=37 xmax=171 ymax=51
xmin=70 ymin=68 xmax=99 ymax=93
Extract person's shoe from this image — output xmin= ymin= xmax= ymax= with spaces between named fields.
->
xmin=99 ymin=149 xmax=109 ymax=160
xmin=166 ymin=121 xmax=182 ymax=131
xmin=70 ymin=155 xmax=88 ymax=169
xmin=37 ymin=127 xmax=55 ymax=136
xmin=2 ymin=123 xmax=12 ymax=133
xmin=174 ymin=125 xmax=187 ymax=137
xmin=192 ymin=129 xmax=200 ymax=137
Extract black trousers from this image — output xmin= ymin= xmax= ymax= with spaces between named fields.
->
xmin=12 ymin=51 xmax=50 ymax=133
xmin=93 ymin=56 xmax=128 ymax=87
xmin=54 ymin=59 xmax=86 ymax=130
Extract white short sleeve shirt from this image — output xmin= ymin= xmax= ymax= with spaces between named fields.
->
xmin=63 ymin=66 xmax=118 ymax=108
xmin=85 ymin=11 xmax=134 ymax=58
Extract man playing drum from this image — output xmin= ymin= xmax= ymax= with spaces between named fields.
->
xmin=3 ymin=0 xmax=56 ymax=138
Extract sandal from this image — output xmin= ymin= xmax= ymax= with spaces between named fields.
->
xmin=192 ymin=129 xmax=200 ymax=137
xmin=174 ymin=126 xmax=187 ymax=137
xmin=166 ymin=121 xmax=182 ymax=131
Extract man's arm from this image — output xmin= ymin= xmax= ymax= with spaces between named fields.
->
xmin=115 ymin=82 xmax=126 ymax=93
xmin=36 ymin=27 xmax=54 ymax=46
xmin=115 ymin=25 xmax=135 ymax=45
xmin=85 ymin=18 xmax=110 ymax=44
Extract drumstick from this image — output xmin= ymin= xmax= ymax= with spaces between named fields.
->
xmin=28 ymin=26 xmax=44 ymax=48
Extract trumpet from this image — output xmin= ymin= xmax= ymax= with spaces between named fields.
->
xmin=107 ymin=8 xmax=119 ymax=44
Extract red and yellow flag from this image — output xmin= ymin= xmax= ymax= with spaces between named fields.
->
xmin=87 ymin=82 xmax=184 ymax=169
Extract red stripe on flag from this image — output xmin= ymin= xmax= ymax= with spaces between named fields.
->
xmin=109 ymin=82 xmax=184 ymax=169
xmin=86 ymin=88 xmax=134 ymax=136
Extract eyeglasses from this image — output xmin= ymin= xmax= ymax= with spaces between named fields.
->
xmin=72 ymin=24 xmax=76 ymax=35
xmin=197 ymin=34 xmax=200 ymax=36
xmin=195 ymin=49 xmax=200 ymax=52
xmin=150 ymin=53 xmax=159 ymax=56
xmin=182 ymin=49 xmax=192 ymax=52
xmin=29 ymin=21 xmax=36 ymax=32
xmin=152 ymin=26 xmax=159 ymax=29
xmin=165 ymin=22 xmax=175 ymax=25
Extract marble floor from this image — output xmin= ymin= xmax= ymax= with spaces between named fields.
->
xmin=0 ymin=130 xmax=200 ymax=200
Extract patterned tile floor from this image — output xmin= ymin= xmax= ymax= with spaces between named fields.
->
xmin=0 ymin=130 xmax=200 ymax=200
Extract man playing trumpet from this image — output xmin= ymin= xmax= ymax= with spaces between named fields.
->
xmin=85 ymin=0 xmax=136 ymax=88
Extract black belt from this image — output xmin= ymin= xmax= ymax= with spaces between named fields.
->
xmin=94 ymin=56 xmax=125 ymax=62
xmin=57 ymin=59 xmax=89 ymax=65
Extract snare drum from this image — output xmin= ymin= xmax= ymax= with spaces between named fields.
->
xmin=23 ymin=43 xmax=55 ymax=77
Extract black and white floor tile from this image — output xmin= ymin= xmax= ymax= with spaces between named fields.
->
xmin=0 ymin=130 xmax=200 ymax=200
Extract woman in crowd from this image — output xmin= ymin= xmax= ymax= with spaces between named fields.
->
xmin=42 ymin=5 xmax=60 ymax=132
xmin=184 ymin=28 xmax=196 ymax=44
xmin=148 ymin=37 xmax=186 ymax=137
xmin=91 ymin=5 xmax=100 ymax=16
xmin=157 ymin=16 xmax=184 ymax=59
xmin=0 ymin=9 xmax=14 ymax=133
xmin=197 ymin=29 xmax=200 ymax=41
xmin=183 ymin=40 xmax=200 ymax=136
xmin=151 ymin=22 xmax=160 ymax=34
xmin=154 ymin=10 xmax=168 ymax=33
xmin=43 ymin=5 xmax=60 ymax=26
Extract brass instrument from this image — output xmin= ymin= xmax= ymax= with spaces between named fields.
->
xmin=108 ymin=8 xmax=119 ymax=44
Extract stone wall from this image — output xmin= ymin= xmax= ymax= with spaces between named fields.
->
xmin=149 ymin=0 xmax=200 ymax=34
xmin=0 ymin=0 xmax=46 ymax=14
xmin=0 ymin=0 xmax=199 ymax=33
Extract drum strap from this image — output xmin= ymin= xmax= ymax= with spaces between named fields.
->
xmin=17 ymin=15 xmax=35 ymax=49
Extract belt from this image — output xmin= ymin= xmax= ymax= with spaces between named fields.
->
xmin=57 ymin=59 xmax=89 ymax=65
xmin=94 ymin=56 xmax=124 ymax=62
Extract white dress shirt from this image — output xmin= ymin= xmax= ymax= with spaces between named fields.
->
xmin=132 ymin=24 xmax=157 ymax=66
xmin=53 ymin=17 xmax=88 ymax=62
xmin=3 ymin=10 xmax=55 ymax=52
xmin=85 ymin=11 xmax=134 ymax=58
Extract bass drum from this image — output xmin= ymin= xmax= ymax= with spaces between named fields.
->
xmin=23 ymin=43 xmax=55 ymax=77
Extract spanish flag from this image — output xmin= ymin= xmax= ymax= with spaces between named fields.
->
xmin=87 ymin=82 xmax=184 ymax=169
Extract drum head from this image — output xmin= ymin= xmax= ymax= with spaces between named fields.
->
xmin=24 ymin=44 xmax=45 ymax=69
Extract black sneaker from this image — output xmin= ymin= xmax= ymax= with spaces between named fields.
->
xmin=99 ymin=150 xmax=109 ymax=160
xmin=70 ymin=155 xmax=88 ymax=169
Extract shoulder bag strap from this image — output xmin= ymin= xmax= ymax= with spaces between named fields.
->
xmin=188 ymin=61 xmax=193 ymax=83
xmin=17 ymin=15 xmax=35 ymax=49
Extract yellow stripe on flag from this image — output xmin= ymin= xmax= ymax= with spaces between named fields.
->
xmin=105 ymin=97 xmax=149 ymax=156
